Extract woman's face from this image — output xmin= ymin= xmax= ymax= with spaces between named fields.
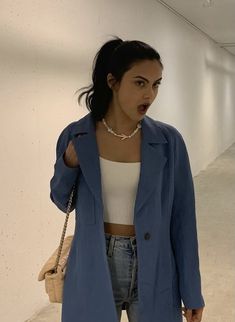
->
xmin=107 ymin=59 xmax=163 ymax=121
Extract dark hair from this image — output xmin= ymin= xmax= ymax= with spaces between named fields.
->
xmin=75 ymin=35 xmax=163 ymax=124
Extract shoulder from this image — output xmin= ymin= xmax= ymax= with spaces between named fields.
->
xmin=54 ymin=115 xmax=89 ymax=154
xmin=147 ymin=117 xmax=190 ymax=165
xmin=57 ymin=114 xmax=88 ymax=140
xmin=146 ymin=115 xmax=185 ymax=145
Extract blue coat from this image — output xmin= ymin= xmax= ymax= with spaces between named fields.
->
xmin=50 ymin=112 xmax=205 ymax=322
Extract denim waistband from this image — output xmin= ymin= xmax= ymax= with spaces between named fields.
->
xmin=105 ymin=232 xmax=137 ymax=246
xmin=105 ymin=232 xmax=136 ymax=239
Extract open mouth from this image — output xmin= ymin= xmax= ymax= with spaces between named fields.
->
xmin=138 ymin=104 xmax=149 ymax=113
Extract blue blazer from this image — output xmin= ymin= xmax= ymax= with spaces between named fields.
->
xmin=50 ymin=112 xmax=205 ymax=322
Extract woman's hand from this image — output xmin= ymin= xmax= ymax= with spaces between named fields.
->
xmin=182 ymin=306 xmax=204 ymax=322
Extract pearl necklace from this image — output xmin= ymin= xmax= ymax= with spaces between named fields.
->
xmin=102 ymin=118 xmax=141 ymax=140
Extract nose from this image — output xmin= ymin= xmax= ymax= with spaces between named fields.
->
xmin=144 ymin=87 xmax=157 ymax=100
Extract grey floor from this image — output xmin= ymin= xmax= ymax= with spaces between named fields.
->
xmin=28 ymin=143 xmax=235 ymax=322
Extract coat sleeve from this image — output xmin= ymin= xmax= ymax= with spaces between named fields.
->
xmin=49 ymin=124 xmax=81 ymax=213
xmin=170 ymin=128 xmax=205 ymax=309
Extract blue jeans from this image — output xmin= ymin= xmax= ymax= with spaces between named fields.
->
xmin=105 ymin=232 xmax=139 ymax=322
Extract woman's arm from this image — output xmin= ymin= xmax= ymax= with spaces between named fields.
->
xmin=170 ymin=128 xmax=205 ymax=310
xmin=49 ymin=124 xmax=81 ymax=213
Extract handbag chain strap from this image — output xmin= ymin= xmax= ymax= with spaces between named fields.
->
xmin=54 ymin=182 xmax=76 ymax=272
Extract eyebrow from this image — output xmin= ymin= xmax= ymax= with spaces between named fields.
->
xmin=133 ymin=76 xmax=162 ymax=83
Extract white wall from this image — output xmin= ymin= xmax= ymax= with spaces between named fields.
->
xmin=0 ymin=0 xmax=234 ymax=321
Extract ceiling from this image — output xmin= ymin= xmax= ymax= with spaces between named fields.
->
xmin=156 ymin=0 xmax=235 ymax=56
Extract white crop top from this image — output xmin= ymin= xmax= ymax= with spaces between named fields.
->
xmin=99 ymin=156 xmax=141 ymax=225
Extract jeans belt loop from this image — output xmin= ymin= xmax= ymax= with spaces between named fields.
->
xmin=107 ymin=235 xmax=115 ymax=257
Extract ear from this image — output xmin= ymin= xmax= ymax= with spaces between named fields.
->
xmin=107 ymin=73 xmax=117 ymax=90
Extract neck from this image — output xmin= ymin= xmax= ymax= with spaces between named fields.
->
xmin=104 ymin=108 xmax=140 ymax=135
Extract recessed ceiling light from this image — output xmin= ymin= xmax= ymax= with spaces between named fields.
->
xmin=203 ymin=0 xmax=213 ymax=7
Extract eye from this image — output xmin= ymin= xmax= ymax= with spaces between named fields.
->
xmin=135 ymin=80 xmax=161 ymax=88
xmin=153 ymin=82 xmax=161 ymax=88
xmin=136 ymin=80 xmax=145 ymax=87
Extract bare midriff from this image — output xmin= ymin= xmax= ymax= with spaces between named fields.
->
xmin=104 ymin=222 xmax=136 ymax=236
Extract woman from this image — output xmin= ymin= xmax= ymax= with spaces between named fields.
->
xmin=50 ymin=36 xmax=205 ymax=322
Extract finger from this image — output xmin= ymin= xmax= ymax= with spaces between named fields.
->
xmin=182 ymin=307 xmax=188 ymax=319
xmin=182 ymin=306 xmax=193 ymax=321
xmin=185 ymin=309 xmax=192 ymax=322
xmin=182 ymin=308 xmax=192 ymax=322
xmin=191 ymin=317 xmax=201 ymax=322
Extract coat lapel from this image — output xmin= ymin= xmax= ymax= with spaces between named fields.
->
xmin=71 ymin=113 xmax=168 ymax=219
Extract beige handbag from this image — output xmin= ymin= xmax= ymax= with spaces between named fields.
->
xmin=38 ymin=184 xmax=76 ymax=303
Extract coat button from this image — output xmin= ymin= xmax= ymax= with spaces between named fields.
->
xmin=144 ymin=232 xmax=150 ymax=240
